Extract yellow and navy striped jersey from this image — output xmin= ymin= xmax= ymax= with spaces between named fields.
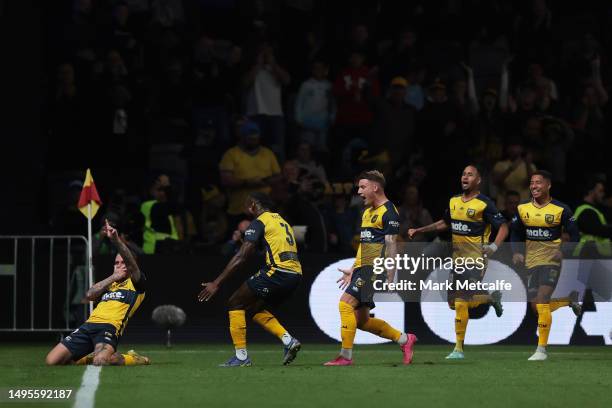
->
xmin=244 ymin=212 xmax=302 ymax=274
xmin=443 ymin=194 xmax=506 ymax=259
xmin=354 ymin=201 xmax=400 ymax=268
xmin=511 ymin=199 xmax=579 ymax=269
xmin=86 ymin=274 xmax=146 ymax=336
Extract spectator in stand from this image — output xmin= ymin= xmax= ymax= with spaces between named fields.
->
xmin=140 ymin=174 xmax=186 ymax=254
xmin=517 ymin=62 xmax=559 ymax=116
xmin=451 ymin=63 xmax=479 ymax=118
xmin=469 ymin=88 xmax=505 ymax=169
xmin=332 ymin=51 xmax=380 ymax=175
xmin=398 ymin=184 xmax=433 ymax=242
xmin=492 ymin=142 xmax=536 ymax=210
xmin=344 ymin=23 xmax=376 ymax=66
xmin=324 ymin=188 xmax=360 ymax=254
xmin=243 ymin=43 xmax=291 ymax=161
xmin=192 ymin=35 xmax=230 ymax=147
xmin=294 ymin=142 xmax=328 ymax=189
xmin=571 ymin=56 xmax=608 ymax=171
xmin=372 ymin=76 xmax=416 ymax=170
xmin=219 ymin=120 xmax=281 ymax=226
xmin=199 ymin=185 xmax=228 ymax=246
xmin=404 ymin=65 xmax=426 ymax=111
xmin=272 ymin=160 xmax=328 ymax=252
xmin=574 ymin=174 xmax=612 ymax=258
xmin=108 ymin=3 xmax=141 ymax=69
xmin=418 ymin=79 xmax=461 ymax=189
xmin=501 ymin=190 xmax=521 ymax=226
xmin=380 ymin=28 xmax=421 ymax=87
xmin=221 ymin=219 xmax=251 ymax=256
xmin=294 ymin=61 xmax=335 ymax=154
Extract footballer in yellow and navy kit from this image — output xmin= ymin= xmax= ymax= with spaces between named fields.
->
xmin=408 ymin=165 xmax=508 ymax=360
xmin=198 ymin=192 xmax=303 ymax=367
xmin=243 ymin=210 xmax=302 ymax=305
xmin=443 ymin=193 xmax=506 ymax=284
xmin=45 ymin=220 xmax=149 ymax=366
xmin=347 ymin=200 xmax=400 ymax=308
xmin=511 ymin=198 xmax=579 ymax=294
xmin=62 ymin=275 xmax=146 ymax=361
xmin=510 ymin=170 xmax=580 ymax=361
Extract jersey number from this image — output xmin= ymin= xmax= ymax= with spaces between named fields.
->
xmin=280 ymin=223 xmax=295 ymax=246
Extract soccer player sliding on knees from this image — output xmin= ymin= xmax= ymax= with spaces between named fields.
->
xmin=324 ymin=171 xmax=417 ymax=366
xmin=198 ymin=193 xmax=302 ymax=367
xmin=511 ymin=170 xmax=581 ymax=361
xmin=408 ymin=165 xmax=509 ymax=360
xmin=45 ymin=220 xmax=150 ymax=366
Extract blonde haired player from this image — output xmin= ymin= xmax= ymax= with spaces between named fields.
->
xmin=323 ymin=170 xmax=417 ymax=366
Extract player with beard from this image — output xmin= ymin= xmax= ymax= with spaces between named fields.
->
xmin=409 ymin=165 xmax=508 ymax=359
xmin=323 ymin=170 xmax=417 ymax=366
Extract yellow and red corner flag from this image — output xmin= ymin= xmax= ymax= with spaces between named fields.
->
xmin=78 ymin=169 xmax=102 ymax=218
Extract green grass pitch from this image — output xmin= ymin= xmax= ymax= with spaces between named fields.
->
xmin=2 ymin=343 xmax=612 ymax=408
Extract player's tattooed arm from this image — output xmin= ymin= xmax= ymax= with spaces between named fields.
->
xmin=86 ymin=274 xmax=124 ymax=301
xmin=198 ymin=241 xmax=256 ymax=302
xmin=385 ymin=234 xmax=398 ymax=282
xmin=104 ymin=220 xmax=141 ymax=282
xmin=408 ymin=219 xmax=448 ymax=239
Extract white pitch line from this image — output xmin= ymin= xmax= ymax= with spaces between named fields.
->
xmin=73 ymin=365 xmax=101 ymax=408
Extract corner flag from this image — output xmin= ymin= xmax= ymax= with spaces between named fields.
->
xmin=78 ymin=168 xmax=102 ymax=218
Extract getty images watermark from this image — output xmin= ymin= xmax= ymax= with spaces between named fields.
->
xmin=371 ymin=254 xmax=513 ymax=292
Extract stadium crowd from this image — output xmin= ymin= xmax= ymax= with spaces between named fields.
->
xmin=45 ymin=0 xmax=612 ymax=254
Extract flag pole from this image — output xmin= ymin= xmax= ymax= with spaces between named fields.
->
xmin=87 ymin=202 xmax=94 ymax=315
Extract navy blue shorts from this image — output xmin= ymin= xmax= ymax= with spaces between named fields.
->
xmin=61 ymin=323 xmax=119 ymax=361
xmin=344 ymin=266 xmax=383 ymax=309
xmin=527 ymin=265 xmax=561 ymax=294
xmin=246 ymin=269 xmax=301 ymax=306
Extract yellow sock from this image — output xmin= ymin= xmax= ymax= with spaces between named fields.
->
xmin=229 ymin=310 xmax=247 ymax=349
xmin=75 ymin=353 xmax=94 ymax=365
xmin=468 ymin=294 xmax=490 ymax=308
xmin=550 ymin=299 xmax=570 ymax=312
xmin=536 ymin=304 xmax=552 ymax=347
xmin=253 ymin=310 xmax=287 ymax=340
xmin=339 ymin=301 xmax=356 ymax=350
xmin=454 ymin=299 xmax=469 ymax=352
xmin=360 ymin=317 xmax=402 ymax=342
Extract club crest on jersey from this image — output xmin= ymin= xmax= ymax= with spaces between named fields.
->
xmin=370 ymin=215 xmax=378 ymax=223
xmin=466 ymin=208 xmax=475 ymax=218
xmin=355 ymin=278 xmax=364 ymax=288
xmin=545 ymin=214 xmax=554 ymax=224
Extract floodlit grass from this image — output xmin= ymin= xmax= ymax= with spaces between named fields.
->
xmin=1 ymin=343 xmax=612 ymax=408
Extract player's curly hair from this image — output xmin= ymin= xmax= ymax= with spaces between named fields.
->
xmin=248 ymin=192 xmax=275 ymax=211
xmin=357 ymin=170 xmax=386 ymax=188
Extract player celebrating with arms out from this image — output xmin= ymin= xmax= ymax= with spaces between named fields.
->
xmin=198 ymin=192 xmax=302 ymax=367
xmin=324 ymin=170 xmax=417 ymax=366
xmin=45 ymin=220 xmax=149 ymax=366
xmin=409 ymin=164 xmax=508 ymax=360
xmin=511 ymin=170 xmax=580 ymax=361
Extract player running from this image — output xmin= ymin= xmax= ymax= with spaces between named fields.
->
xmin=324 ymin=170 xmax=417 ymax=366
xmin=198 ymin=192 xmax=302 ymax=367
xmin=511 ymin=170 xmax=580 ymax=361
xmin=409 ymin=164 xmax=508 ymax=360
xmin=45 ymin=220 xmax=150 ymax=366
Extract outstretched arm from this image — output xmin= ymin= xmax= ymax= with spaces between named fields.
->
xmin=198 ymin=241 xmax=256 ymax=302
xmin=408 ymin=219 xmax=449 ymax=239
